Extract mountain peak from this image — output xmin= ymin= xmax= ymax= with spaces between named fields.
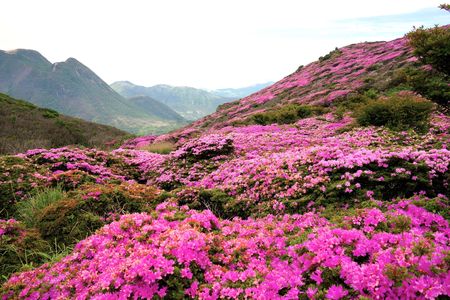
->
xmin=2 ymin=48 xmax=50 ymax=64
xmin=64 ymin=57 xmax=81 ymax=64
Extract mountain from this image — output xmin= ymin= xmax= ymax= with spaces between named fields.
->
xmin=0 ymin=92 xmax=130 ymax=155
xmin=211 ymin=82 xmax=274 ymax=99
xmin=111 ymin=81 xmax=234 ymax=120
xmin=0 ymin=49 xmax=186 ymax=134
xmin=126 ymin=96 xmax=185 ymax=123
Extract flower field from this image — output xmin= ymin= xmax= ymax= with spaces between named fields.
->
xmin=1 ymin=33 xmax=449 ymax=299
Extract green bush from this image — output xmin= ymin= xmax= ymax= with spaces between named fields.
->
xmin=251 ymin=104 xmax=325 ymax=125
xmin=405 ymin=67 xmax=450 ymax=110
xmin=406 ymin=25 xmax=450 ymax=112
xmin=407 ymin=25 xmax=450 ymax=76
xmin=36 ymin=183 xmax=160 ymax=246
xmin=319 ymin=47 xmax=343 ymax=62
xmin=356 ymin=92 xmax=434 ymax=133
xmin=40 ymin=108 xmax=59 ymax=118
xmin=176 ymin=188 xmax=249 ymax=219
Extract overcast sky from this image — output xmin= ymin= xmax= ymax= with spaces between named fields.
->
xmin=1 ymin=0 xmax=449 ymax=89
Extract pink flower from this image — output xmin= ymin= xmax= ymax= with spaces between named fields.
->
xmin=326 ymin=285 xmax=348 ymax=300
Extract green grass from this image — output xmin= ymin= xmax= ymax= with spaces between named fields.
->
xmin=141 ymin=142 xmax=176 ymax=154
xmin=16 ymin=187 xmax=66 ymax=228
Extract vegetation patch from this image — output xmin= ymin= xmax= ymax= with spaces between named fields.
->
xmin=250 ymin=104 xmax=327 ymax=125
xmin=356 ymin=92 xmax=434 ymax=133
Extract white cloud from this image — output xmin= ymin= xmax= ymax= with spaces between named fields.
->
xmin=0 ymin=0 xmax=447 ymax=89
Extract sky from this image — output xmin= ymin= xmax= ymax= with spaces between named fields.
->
xmin=1 ymin=0 xmax=449 ymax=89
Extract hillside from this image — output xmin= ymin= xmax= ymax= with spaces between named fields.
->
xmin=0 ymin=93 xmax=130 ymax=154
xmin=126 ymin=96 xmax=185 ymax=123
xmin=111 ymin=81 xmax=234 ymax=120
xmin=159 ymin=37 xmax=423 ymax=140
xmin=1 ymin=28 xmax=449 ymax=299
xmin=0 ymin=50 xmax=186 ymax=134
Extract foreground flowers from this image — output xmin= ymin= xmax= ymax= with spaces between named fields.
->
xmin=2 ymin=197 xmax=449 ymax=299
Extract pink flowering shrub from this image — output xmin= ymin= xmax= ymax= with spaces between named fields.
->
xmin=173 ymin=134 xmax=234 ymax=160
xmin=2 ymin=199 xmax=449 ymax=299
xmin=120 ymin=135 xmax=157 ymax=149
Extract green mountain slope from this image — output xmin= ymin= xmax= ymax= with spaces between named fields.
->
xmin=0 ymin=93 xmax=130 ymax=154
xmin=111 ymin=81 xmax=234 ymax=120
xmin=126 ymin=96 xmax=185 ymax=123
xmin=0 ymin=49 xmax=185 ymax=134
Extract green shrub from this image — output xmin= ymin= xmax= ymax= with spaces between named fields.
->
xmin=141 ymin=141 xmax=175 ymax=154
xmin=356 ymin=92 xmax=434 ymax=133
xmin=176 ymin=188 xmax=249 ymax=219
xmin=407 ymin=25 xmax=450 ymax=75
xmin=36 ymin=183 xmax=160 ymax=246
xmin=319 ymin=47 xmax=343 ymax=62
xmin=40 ymin=108 xmax=59 ymax=118
xmin=252 ymin=113 xmax=272 ymax=125
xmin=405 ymin=67 xmax=450 ymax=110
xmin=250 ymin=104 xmax=325 ymax=125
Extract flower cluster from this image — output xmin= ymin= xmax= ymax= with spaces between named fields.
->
xmin=2 ymin=198 xmax=449 ymax=299
xmin=173 ymin=134 xmax=234 ymax=160
xmin=120 ymin=135 xmax=157 ymax=149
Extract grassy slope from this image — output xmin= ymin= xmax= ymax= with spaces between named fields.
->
xmin=0 ymin=93 xmax=131 ymax=154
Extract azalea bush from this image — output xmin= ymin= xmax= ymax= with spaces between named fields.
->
xmin=173 ymin=134 xmax=234 ymax=160
xmin=2 ymin=199 xmax=449 ymax=299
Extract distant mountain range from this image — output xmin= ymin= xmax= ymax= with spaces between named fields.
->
xmin=0 ymin=49 xmax=186 ymax=134
xmin=210 ymin=82 xmax=274 ymax=99
xmin=111 ymin=81 xmax=235 ymax=120
xmin=0 ymin=92 xmax=129 ymax=155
